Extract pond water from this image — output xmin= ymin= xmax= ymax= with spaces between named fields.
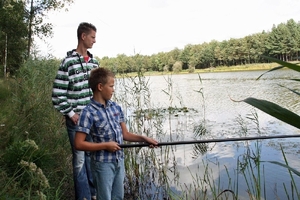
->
xmin=116 ymin=69 xmax=300 ymax=199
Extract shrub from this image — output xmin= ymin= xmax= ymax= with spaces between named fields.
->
xmin=0 ymin=58 xmax=74 ymax=199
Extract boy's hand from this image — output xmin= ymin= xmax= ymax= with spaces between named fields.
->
xmin=70 ymin=113 xmax=79 ymax=125
xmin=144 ymin=137 xmax=159 ymax=148
xmin=106 ymin=141 xmax=121 ymax=152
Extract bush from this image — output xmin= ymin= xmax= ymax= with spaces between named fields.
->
xmin=172 ymin=61 xmax=183 ymax=73
xmin=0 ymin=58 xmax=74 ymax=199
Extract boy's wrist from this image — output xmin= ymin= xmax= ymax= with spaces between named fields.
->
xmin=68 ymin=111 xmax=75 ymax=118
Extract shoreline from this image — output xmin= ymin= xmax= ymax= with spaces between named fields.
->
xmin=123 ymin=63 xmax=281 ymax=77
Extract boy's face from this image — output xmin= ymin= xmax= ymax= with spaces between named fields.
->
xmin=82 ymin=30 xmax=96 ymax=49
xmin=101 ymin=76 xmax=115 ymax=100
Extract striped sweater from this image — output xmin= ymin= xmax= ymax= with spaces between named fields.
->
xmin=52 ymin=50 xmax=99 ymax=117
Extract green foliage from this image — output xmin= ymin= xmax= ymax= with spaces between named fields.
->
xmin=242 ymin=97 xmax=300 ymax=129
xmin=0 ymin=0 xmax=75 ymax=75
xmin=3 ymin=58 xmax=62 ymax=142
xmin=263 ymin=160 xmax=300 ymax=177
xmin=3 ymin=139 xmax=41 ymax=171
xmin=172 ymin=61 xmax=182 ymax=73
xmin=0 ymin=58 xmax=74 ymax=199
xmin=0 ymin=139 xmax=50 ymax=199
xmin=237 ymin=142 xmax=265 ymax=200
xmin=0 ymin=79 xmax=10 ymax=102
xmin=0 ymin=0 xmax=28 ymax=75
xmin=25 ymin=0 xmax=75 ymax=57
xmin=260 ymin=145 xmax=300 ymax=199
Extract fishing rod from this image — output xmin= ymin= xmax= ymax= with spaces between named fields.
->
xmin=119 ymin=134 xmax=300 ymax=148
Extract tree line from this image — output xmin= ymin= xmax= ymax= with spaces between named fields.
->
xmin=99 ymin=19 xmax=300 ymax=74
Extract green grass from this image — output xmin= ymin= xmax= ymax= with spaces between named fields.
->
xmin=0 ymin=59 xmax=73 ymax=199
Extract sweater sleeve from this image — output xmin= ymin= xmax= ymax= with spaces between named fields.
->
xmin=52 ymin=59 xmax=75 ymax=117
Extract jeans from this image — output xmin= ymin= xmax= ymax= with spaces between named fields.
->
xmin=91 ymin=160 xmax=125 ymax=200
xmin=66 ymin=117 xmax=96 ymax=200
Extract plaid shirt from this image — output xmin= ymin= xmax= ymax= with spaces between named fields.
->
xmin=77 ymin=98 xmax=125 ymax=162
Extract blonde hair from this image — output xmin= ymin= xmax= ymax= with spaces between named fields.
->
xmin=89 ymin=68 xmax=114 ymax=91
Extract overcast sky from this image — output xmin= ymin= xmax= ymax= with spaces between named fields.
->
xmin=37 ymin=0 xmax=300 ymax=59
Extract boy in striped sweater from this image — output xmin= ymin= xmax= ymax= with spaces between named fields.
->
xmin=52 ymin=22 xmax=98 ymax=200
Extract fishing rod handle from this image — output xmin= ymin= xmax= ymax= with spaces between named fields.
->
xmin=119 ymin=143 xmax=151 ymax=148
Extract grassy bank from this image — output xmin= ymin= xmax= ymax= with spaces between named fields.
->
xmin=196 ymin=62 xmax=279 ymax=73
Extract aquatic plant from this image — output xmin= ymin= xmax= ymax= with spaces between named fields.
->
xmin=241 ymin=56 xmax=300 ymax=129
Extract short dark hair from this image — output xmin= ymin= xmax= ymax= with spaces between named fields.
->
xmin=77 ymin=22 xmax=97 ymax=40
xmin=89 ymin=68 xmax=115 ymax=92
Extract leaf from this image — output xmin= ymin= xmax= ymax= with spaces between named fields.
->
xmin=242 ymin=97 xmax=300 ymax=129
xmin=290 ymin=79 xmax=300 ymax=82
xmin=278 ymin=84 xmax=300 ymax=96
xmin=257 ymin=55 xmax=300 ymax=80
xmin=261 ymin=160 xmax=300 ymax=177
xmin=262 ymin=55 xmax=300 ymax=72
xmin=256 ymin=66 xmax=285 ymax=80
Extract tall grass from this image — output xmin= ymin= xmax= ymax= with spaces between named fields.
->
xmin=0 ymin=58 xmax=73 ymax=199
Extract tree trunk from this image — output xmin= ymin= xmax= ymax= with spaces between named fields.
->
xmin=27 ymin=0 xmax=34 ymax=58
xmin=4 ymin=33 xmax=7 ymax=79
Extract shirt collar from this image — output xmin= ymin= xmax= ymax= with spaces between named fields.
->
xmin=90 ymin=98 xmax=112 ymax=108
